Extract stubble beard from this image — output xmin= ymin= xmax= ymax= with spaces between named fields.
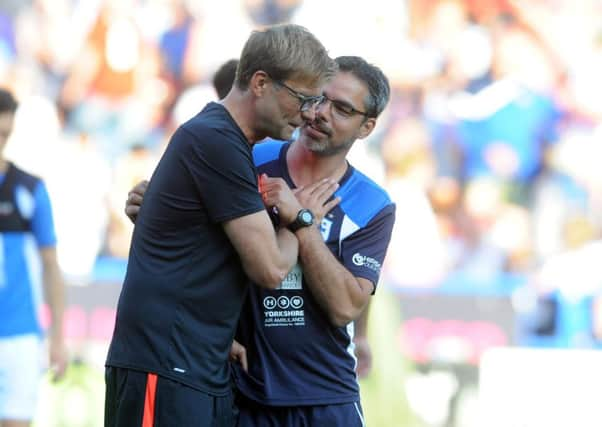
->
xmin=304 ymin=136 xmax=354 ymax=157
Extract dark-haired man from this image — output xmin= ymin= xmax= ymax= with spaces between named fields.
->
xmin=0 ymin=88 xmax=67 ymax=427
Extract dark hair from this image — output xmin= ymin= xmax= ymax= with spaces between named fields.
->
xmin=334 ymin=56 xmax=390 ymax=118
xmin=0 ymin=88 xmax=18 ymax=114
xmin=236 ymin=24 xmax=336 ymax=90
xmin=212 ymin=59 xmax=239 ymax=99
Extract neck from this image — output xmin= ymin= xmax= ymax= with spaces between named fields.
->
xmin=0 ymin=158 xmax=7 ymax=173
xmin=220 ymin=89 xmax=263 ymax=144
xmin=286 ymin=141 xmax=349 ymax=187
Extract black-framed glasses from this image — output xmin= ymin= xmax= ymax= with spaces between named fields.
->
xmin=318 ymin=94 xmax=369 ymax=118
xmin=272 ymin=79 xmax=325 ymax=112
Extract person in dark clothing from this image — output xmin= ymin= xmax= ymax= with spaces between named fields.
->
xmin=104 ymin=24 xmax=336 ymax=427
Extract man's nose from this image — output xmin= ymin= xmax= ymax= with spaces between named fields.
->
xmin=300 ymin=105 xmax=316 ymax=122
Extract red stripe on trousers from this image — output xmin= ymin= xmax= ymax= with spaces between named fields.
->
xmin=142 ymin=373 xmax=158 ymax=427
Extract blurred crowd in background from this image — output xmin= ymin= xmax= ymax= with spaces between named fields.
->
xmin=2 ymin=0 xmax=602 ymax=425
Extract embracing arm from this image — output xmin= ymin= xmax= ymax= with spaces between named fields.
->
xmin=124 ymin=178 xmax=298 ymax=288
xmin=223 ymin=211 xmax=298 ymax=289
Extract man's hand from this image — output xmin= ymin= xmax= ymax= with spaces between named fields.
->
xmin=125 ymin=180 xmax=149 ymax=223
xmin=229 ymin=339 xmax=248 ymax=372
xmin=259 ymin=174 xmax=303 ymax=226
xmin=354 ymin=336 xmax=372 ymax=379
xmin=293 ymin=178 xmax=340 ymax=224
xmin=49 ymin=335 xmax=68 ymax=381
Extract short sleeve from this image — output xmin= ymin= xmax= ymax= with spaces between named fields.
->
xmin=340 ymin=204 xmax=396 ymax=292
xmin=179 ymin=126 xmax=265 ymax=223
xmin=30 ymin=181 xmax=57 ymax=247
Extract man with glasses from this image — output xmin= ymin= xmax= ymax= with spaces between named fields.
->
xmin=126 ymin=56 xmax=395 ymax=426
xmin=104 ymin=24 xmax=336 ymax=427
xmin=271 ymin=79 xmax=325 ymax=112
xmin=234 ymin=55 xmax=395 ymax=427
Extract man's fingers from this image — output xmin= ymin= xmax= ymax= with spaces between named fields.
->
xmin=230 ymin=341 xmax=248 ymax=372
xmin=302 ymin=178 xmax=332 ymax=194
xmin=125 ymin=191 xmax=143 ymax=223
xmin=133 ymin=180 xmax=149 ymax=194
xmin=260 ymin=176 xmax=287 ymax=190
xmin=49 ymin=347 xmax=69 ymax=382
xmin=240 ymin=348 xmax=248 ymax=372
xmin=261 ymin=190 xmax=277 ymax=207
xmin=125 ymin=205 xmax=140 ymax=218
xmin=313 ymin=181 xmax=339 ymax=203
xmin=128 ymin=192 xmax=144 ymax=205
xmin=51 ymin=360 xmax=68 ymax=382
xmin=322 ymin=196 xmax=341 ymax=213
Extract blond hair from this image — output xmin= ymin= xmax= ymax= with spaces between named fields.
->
xmin=236 ymin=24 xmax=336 ymax=90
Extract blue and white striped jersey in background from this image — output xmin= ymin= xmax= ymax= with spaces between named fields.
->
xmin=235 ymin=140 xmax=396 ymax=406
xmin=0 ymin=163 xmax=56 ymax=337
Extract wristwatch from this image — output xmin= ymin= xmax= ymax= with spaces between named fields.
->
xmin=287 ymin=209 xmax=315 ymax=232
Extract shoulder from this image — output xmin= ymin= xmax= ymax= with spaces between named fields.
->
xmin=252 ymin=139 xmax=287 ymax=167
xmin=181 ymin=103 xmax=240 ymax=138
xmin=178 ymin=109 xmax=248 ymax=155
xmin=337 ymin=168 xmax=395 ymax=228
xmin=9 ymin=163 xmax=41 ymax=192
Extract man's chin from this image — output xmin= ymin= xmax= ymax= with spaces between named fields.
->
xmin=302 ymin=139 xmax=328 ymax=154
xmin=281 ymin=125 xmax=299 ymax=142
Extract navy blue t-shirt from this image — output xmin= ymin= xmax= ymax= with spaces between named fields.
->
xmin=234 ymin=140 xmax=396 ymax=406
xmin=106 ymin=103 xmax=265 ymax=396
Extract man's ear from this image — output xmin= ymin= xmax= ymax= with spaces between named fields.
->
xmin=357 ymin=118 xmax=376 ymax=140
xmin=249 ymin=71 xmax=269 ymax=97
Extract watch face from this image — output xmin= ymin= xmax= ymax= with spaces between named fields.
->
xmin=300 ymin=210 xmax=313 ymax=224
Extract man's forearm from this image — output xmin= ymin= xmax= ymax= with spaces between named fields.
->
xmin=275 ymin=227 xmax=299 ymax=274
xmin=355 ymin=301 xmax=371 ymax=338
xmin=295 ymin=226 xmax=369 ymax=327
xmin=41 ymin=249 xmax=65 ymax=340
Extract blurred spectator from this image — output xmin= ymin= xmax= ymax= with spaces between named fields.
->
xmin=244 ymin=0 xmax=303 ymax=26
xmin=47 ymin=133 xmax=111 ymax=281
xmin=0 ymin=87 xmax=67 ymax=426
xmin=170 ymin=58 xmax=239 ymax=127
xmin=212 ymin=58 xmax=238 ymax=99
xmin=158 ymin=0 xmax=203 ymax=90
xmin=156 ymin=0 xmax=204 ymax=125
xmin=60 ymin=0 xmax=164 ymax=159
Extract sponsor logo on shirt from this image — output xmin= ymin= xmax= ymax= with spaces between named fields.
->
xmin=277 ymin=296 xmax=290 ymax=309
xmin=264 ymin=296 xmax=277 ymax=310
xmin=263 ymin=295 xmax=305 ymax=327
xmin=277 ymin=264 xmax=302 ymax=290
xmin=352 ymin=252 xmax=381 ymax=272
xmin=320 ymin=218 xmax=333 ymax=241
xmin=290 ymin=296 xmax=303 ymax=309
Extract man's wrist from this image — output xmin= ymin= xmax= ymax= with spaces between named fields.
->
xmin=49 ymin=326 xmax=64 ymax=342
xmin=287 ymin=208 xmax=315 ymax=232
